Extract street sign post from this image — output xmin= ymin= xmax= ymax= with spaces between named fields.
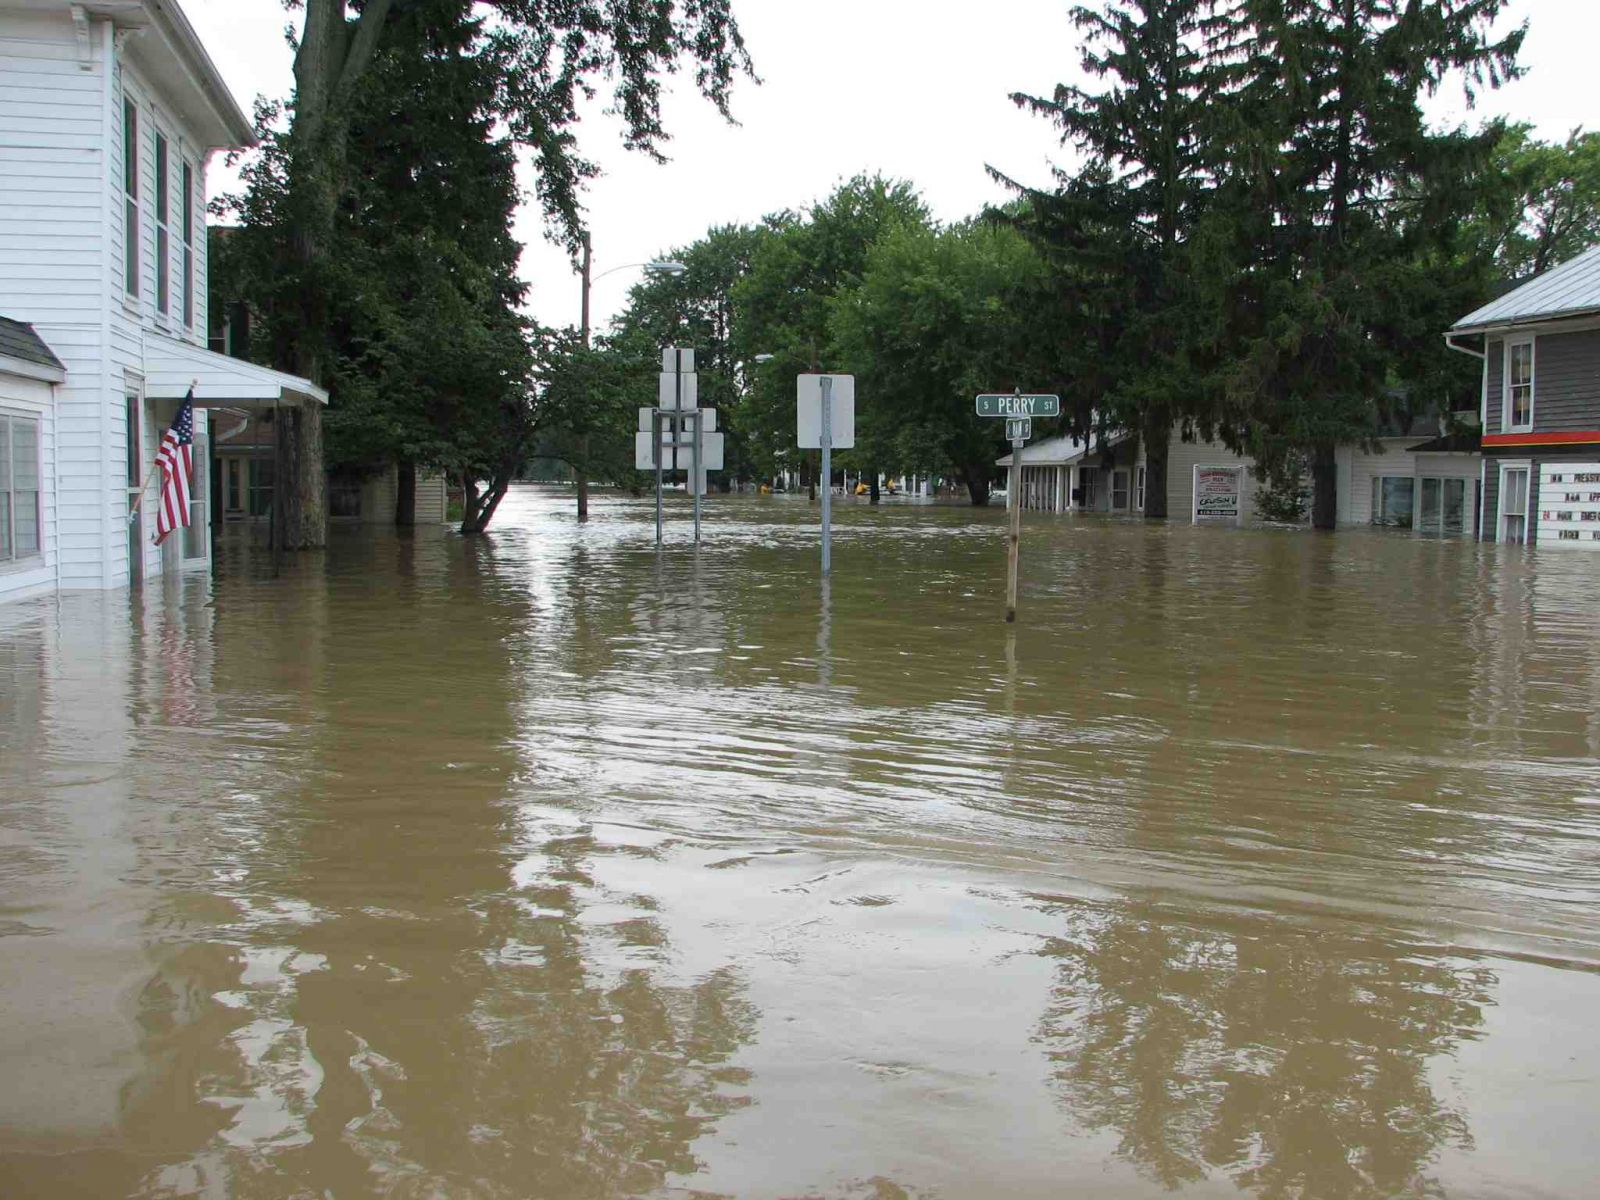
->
xmin=797 ymin=374 xmax=855 ymax=576
xmin=977 ymin=389 xmax=1058 ymax=622
xmin=639 ymin=347 xmax=715 ymax=546
xmin=976 ymin=393 xmax=1060 ymax=418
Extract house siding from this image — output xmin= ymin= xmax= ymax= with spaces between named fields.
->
xmin=416 ymin=470 xmax=448 ymax=524
xmin=1529 ymin=329 xmax=1600 ymax=433
xmin=2 ymin=10 xmax=226 ymax=597
xmin=1485 ymin=338 xmax=1504 ymax=435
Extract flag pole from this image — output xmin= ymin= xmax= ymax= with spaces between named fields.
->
xmin=127 ymin=380 xmax=197 ymax=521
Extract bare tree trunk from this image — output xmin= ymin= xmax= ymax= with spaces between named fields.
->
xmin=277 ymin=0 xmax=395 ymax=550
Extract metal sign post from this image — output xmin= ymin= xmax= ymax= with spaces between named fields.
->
xmin=654 ymin=409 xmax=664 ymax=546
xmin=976 ymin=388 xmax=1060 ymax=623
xmin=637 ymin=347 xmax=722 ymax=547
xmin=820 ymin=375 xmax=833 ymax=574
xmin=797 ymin=374 xmax=855 ymax=577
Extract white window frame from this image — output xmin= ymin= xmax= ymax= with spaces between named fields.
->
xmin=154 ymin=129 xmax=171 ymax=318
xmin=123 ymin=96 xmax=140 ymax=300
xmin=1502 ymin=336 xmax=1534 ymax=433
xmin=1498 ymin=460 xmax=1532 ymax=545
xmin=1135 ymin=464 xmax=1146 ymax=511
xmin=0 ymin=411 xmax=44 ymax=567
xmin=181 ymin=158 xmax=196 ymax=328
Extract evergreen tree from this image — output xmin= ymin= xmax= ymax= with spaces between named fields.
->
xmin=1004 ymin=0 xmax=1222 ymax=518
xmin=1205 ymin=0 xmax=1522 ymax=527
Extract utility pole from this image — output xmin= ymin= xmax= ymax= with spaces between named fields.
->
xmin=577 ymin=231 xmax=592 ymax=521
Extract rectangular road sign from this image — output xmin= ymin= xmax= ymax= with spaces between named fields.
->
xmin=635 ymin=429 xmax=725 ymax=471
xmin=797 ymin=374 xmax=856 ymax=449
xmin=640 ymin=407 xmax=714 ymax=433
xmin=657 ymin=370 xmax=698 ymax=411
xmin=976 ymin=393 xmax=1060 ymax=418
xmin=1005 ymin=416 xmax=1032 ymax=442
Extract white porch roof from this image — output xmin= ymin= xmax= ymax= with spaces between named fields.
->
xmin=997 ymin=431 xmax=1127 ymax=468
xmin=143 ymin=332 xmax=327 ymax=408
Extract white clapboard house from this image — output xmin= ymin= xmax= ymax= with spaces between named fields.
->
xmin=0 ymin=0 xmax=323 ymax=603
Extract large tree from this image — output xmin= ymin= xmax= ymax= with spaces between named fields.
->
xmin=268 ymin=0 xmax=751 ymax=547
xmin=220 ymin=6 xmax=536 ymax=536
xmin=1206 ymin=0 xmax=1522 ymax=528
xmin=733 ymin=176 xmax=929 ymax=493
xmin=831 ymin=219 xmax=1054 ymax=506
xmin=1005 ymin=0 xmax=1222 ymax=518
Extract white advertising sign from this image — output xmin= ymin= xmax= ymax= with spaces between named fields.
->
xmin=1535 ymin=463 xmax=1600 ymax=549
xmin=1193 ymin=465 xmax=1242 ymax=523
xmin=796 ymin=374 xmax=856 ymax=449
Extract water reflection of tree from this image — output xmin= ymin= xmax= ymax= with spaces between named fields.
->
xmin=1035 ymin=900 xmax=1493 ymax=1198
xmin=124 ymin=528 xmax=757 ymax=1198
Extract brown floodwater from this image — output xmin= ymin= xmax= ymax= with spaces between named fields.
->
xmin=2 ymin=486 xmax=1598 ymax=1199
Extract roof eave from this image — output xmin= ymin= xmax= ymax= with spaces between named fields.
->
xmin=0 ymin=351 xmax=66 ymax=384
xmin=1450 ymin=306 xmax=1600 ymax=337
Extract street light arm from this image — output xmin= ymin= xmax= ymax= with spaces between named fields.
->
xmin=592 ymin=260 xmax=686 ymax=281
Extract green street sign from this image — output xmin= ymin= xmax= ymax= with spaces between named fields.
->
xmin=976 ymin=393 xmax=1060 ymax=418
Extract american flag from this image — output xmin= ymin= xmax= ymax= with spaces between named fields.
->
xmin=153 ymin=390 xmax=195 ymax=546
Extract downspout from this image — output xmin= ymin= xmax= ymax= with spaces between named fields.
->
xmin=1443 ymin=330 xmax=1489 ymax=542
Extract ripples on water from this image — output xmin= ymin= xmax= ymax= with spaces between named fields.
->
xmin=1 ymin=486 xmax=1598 ymax=1199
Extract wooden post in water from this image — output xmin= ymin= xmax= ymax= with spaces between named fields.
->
xmin=1005 ymin=439 xmax=1022 ymax=622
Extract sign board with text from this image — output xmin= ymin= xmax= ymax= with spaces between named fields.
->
xmin=1535 ymin=463 xmax=1600 ymax=548
xmin=976 ymin=393 xmax=1060 ymax=418
xmin=1193 ymin=465 xmax=1242 ymax=523
xmin=1005 ymin=417 xmax=1032 ymax=442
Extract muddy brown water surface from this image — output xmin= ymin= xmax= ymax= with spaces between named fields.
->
xmin=2 ymin=487 xmax=1599 ymax=1199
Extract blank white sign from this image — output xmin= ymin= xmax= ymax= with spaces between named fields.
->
xmin=657 ymin=371 xmax=698 ymax=411
xmin=796 ymin=374 xmax=855 ymax=449
xmin=634 ymin=429 xmax=724 ymax=471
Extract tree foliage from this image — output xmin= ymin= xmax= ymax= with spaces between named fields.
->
xmin=1465 ymin=123 xmax=1600 ymax=279
xmin=832 ymin=220 xmax=1054 ymax=505
xmin=234 ymin=0 xmax=752 ymax=543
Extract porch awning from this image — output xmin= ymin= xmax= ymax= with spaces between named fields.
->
xmin=997 ymin=431 xmax=1128 ymax=468
xmin=142 ymin=331 xmax=327 ymax=408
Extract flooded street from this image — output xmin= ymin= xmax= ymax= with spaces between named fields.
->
xmin=2 ymin=486 xmax=1598 ymax=1199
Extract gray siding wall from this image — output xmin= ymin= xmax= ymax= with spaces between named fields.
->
xmin=1532 ymin=329 xmax=1600 ymax=432
xmin=1485 ymin=338 xmax=1503 ymax=435
xmin=1485 ymin=329 xmax=1600 ymax=435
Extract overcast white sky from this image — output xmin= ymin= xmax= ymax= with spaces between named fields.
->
xmin=186 ymin=0 xmax=1598 ymax=333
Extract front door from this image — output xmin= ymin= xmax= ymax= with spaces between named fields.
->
xmin=126 ymin=394 xmax=142 ymax=587
xmin=1499 ymin=465 xmax=1530 ymax=544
